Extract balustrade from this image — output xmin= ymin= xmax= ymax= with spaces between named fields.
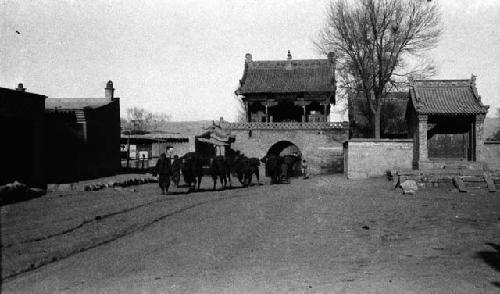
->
xmin=221 ymin=121 xmax=346 ymax=130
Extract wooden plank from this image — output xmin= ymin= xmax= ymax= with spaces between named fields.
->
xmin=461 ymin=175 xmax=486 ymax=182
xmin=453 ymin=176 xmax=467 ymax=192
xmin=464 ymin=182 xmax=488 ymax=188
xmin=483 ymin=173 xmax=497 ymax=192
xmin=460 ymin=169 xmax=485 ymax=176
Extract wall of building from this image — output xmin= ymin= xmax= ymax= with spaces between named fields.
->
xmin=45 ymin=99 xmax=120 ymax=183
xmin=45 ymin=112 xmax=83 ymax=183
xmin=344 ymin=139 xmax=414 ymax=179
xmin=0 ymin=89 xmax=46 ymax=188
xmin=484 ymin=141 xmax=500 ymax=171
xmin=85 ymin=99 xmax=121 ymax=178
xmin=229 ymin=128 xmax=347 ymax=174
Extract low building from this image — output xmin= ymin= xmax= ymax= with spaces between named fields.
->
xmin=406 ymin=77 xmax=489 ymax=170
xmin=120 ymin=133 xmax=192 ymax=170
xmin=45 ymin=81 xmax=120 ymax=183
xmin=0 ymin=84 xmax=46 ymax=188
xmin=344 ymin=76 xmax=493 ymax=178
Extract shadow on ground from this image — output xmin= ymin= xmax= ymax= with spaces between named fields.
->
xmin=477 ymin=242 xmax=500 ymax=288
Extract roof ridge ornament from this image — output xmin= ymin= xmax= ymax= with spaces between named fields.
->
xmin=245 ymin=53 xmax=252 ymax=64
xmin=470 ymin=73 xmax=477 ymax=87
xmin=470 ymin=73 xmax=482 ymax=102
xmin=408 ymin=76 xmax=415 ymax=87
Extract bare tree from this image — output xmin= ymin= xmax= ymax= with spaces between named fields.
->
xmin=316 ymin=0 xmax=442 ymax=138
xmin=123 ymin=107 xmax=171 ymax=132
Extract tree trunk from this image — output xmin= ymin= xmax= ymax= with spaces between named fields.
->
xmin=373 ymin=108 xmax=381 ymax=139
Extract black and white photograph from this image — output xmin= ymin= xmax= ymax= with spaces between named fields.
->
xmin=1 ymin=0 xmax=500 ymax=292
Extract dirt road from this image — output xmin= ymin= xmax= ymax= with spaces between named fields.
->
xmin=2 ymin=175 xmax=500 ymax=293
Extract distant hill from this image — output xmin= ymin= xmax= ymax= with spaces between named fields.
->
xmin=155 ymin=120 xmax=214 ymax=136
xmin=485 ymin=116 xmax=500 ymax=140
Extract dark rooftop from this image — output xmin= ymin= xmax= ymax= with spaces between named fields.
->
xmin=45 ymin=98 xmax=114 ymax=110
xmin=236 ymin=51 xmax=335 ymax=95
xmin=0 ymin=87 xmax=46 ymax=99
xmin=410 ymin=78 xmax=489 ymax=115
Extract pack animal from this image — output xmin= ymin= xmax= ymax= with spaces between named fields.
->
xmin=209 ymin=156 xmax=230 ymax=190
xmin=262 ymin=154 xmax=281 ymax=184
xmin=231 ymin=155 xmax=260 ymax=187
xmin=180 ymin=152 xmax=203 ymax=191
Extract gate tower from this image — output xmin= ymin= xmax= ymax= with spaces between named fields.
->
xmin=223 ymin=51 xmax=348 ymax=174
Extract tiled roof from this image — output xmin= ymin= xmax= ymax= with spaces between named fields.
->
xmin=45 ymin=98 xmax=113 ymax=110
xmin=410 ymin=79 xmax=488 ymax=115
xmin=236 ymin=54 xmax=335 ymax=95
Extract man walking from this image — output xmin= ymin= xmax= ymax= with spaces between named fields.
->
xmin=154 ymin=153 xmax=171 ymax=195
xmin=302 ymin=159 xmax=309 ymax=179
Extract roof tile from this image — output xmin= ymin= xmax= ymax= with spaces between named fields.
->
xmin=410 ymin=79 xmax=488 ymax=115
xmin=236 ymin=57 xmax=335 ymax=95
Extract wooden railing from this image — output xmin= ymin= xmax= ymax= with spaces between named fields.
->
xmin=221 ymin=121 xmax=347 ymax=130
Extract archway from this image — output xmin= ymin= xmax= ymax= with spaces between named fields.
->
xmin=266 ymin=141 xmax=302 ymax=177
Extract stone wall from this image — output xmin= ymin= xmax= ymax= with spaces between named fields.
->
xmin=229 ymin=128 xmax=347 ymax=174
xmin=344 ymin=139 xmax=414 ymax=179
xmin=484 ymin=141 xmax=500 ymax=171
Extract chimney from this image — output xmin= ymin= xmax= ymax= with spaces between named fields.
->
xmin=105 ymin=80 xmax=114 ymax=100
xmin=245 ymin=53 xmax=252 ymax=64
xmin=16 ymin=83 xmax=26 ymax=92
xmin=287 ymin=50 xmax=292 ymax=61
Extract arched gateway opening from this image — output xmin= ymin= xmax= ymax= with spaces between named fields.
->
xmin=266 ymin=141 xmax=302 ymax=177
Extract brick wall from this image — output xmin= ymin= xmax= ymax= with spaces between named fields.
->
xmin=484 ymin=141 xmax=500 ymax=171
xmin=230 ymin=128 xmax=347 ymax=174
xmin=345 ymin=139 xmax=414 ymax=179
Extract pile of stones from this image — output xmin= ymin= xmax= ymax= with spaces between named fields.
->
xmin=0 ymin=181 xmax=46 ymax=205
xmin=83 ymin=177 xmax=157 ymax=192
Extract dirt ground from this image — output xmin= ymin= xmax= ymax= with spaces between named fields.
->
xmin=2 ymin=174 xmax=500 ymax=293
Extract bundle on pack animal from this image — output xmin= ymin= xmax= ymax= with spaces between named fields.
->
xmin=180 ymin=152 xmax=203 ymax=191
xmin=209 ymin=156 xmax=230 ymax=190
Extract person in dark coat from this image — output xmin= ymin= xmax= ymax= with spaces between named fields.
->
xmin=154 ymin=153 xmax=171 ymax=195
xmin=171 ymin=155 xmax=181 ymax=188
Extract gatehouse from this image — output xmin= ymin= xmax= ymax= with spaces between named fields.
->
xmin=222 ymin=51 xmax=348 ymax=175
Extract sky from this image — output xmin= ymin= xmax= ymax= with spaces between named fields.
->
xmin=1 ymin=0 xmax=499 ymax=121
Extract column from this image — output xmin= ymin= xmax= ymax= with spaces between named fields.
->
xmin=418 ymin=115 xmax=428 ymax=162
xmin=261 ymin=100 xmax=277 ymax=123
xmin=294 ymin=99 xmax=311 ymax=123
xmin=475 ymin=114 xmax=485 ymax=162
xmin=320 ymin=100 xmax=329 ymax=122
xmin=244 ymin=101 xmax=249 ymax=122
xmin=265 ymin=104 xmax=269 ymax=122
